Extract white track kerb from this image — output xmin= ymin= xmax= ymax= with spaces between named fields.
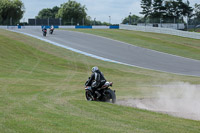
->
xmin=8 ymin=29 xmax=200 ymax=77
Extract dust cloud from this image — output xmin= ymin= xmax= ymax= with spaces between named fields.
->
xmin=117 ymin=82 xmax=200 ymax=120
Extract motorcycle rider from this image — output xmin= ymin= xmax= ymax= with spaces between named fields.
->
xmin=42 ymin=26 xmax=47 ymax=36
xmin=42 ymin=26 xmax=46 ymax=30
xmin=50 ymin=25 xmax=54 ymax=32
xmin=50 ymin=25 xmax=54 ymax=30
xmin=42 ymin=26 xmax=47 ymax=32
xmin=86 ymin=66 xmax=107 ymax=98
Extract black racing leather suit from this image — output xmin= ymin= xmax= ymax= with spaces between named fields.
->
xmin=85 ymin=70 xmax=106 ymax=91
xmin=42 ymin=27 xmax=47 ymax=32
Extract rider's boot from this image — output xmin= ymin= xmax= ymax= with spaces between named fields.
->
xmin=95 ymin=91 xmax=101 ymax=99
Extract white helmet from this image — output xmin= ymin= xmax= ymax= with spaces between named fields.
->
xmin=92 ymin=66 xmax=98 ymax=73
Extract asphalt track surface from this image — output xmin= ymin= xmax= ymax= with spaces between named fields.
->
xmin=13 ymin=28 xmax=200 ymax=77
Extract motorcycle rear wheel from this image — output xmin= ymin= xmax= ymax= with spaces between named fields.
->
xmin=104 ymin=89 xmax=116 ymax=103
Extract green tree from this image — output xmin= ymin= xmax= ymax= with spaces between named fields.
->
xmin=36 ymin=8 xmax=53 ymax=19
xmin=194 ymin=3 xmax=200 ymax=20
xmin=140 ymin=0 xmax=193 ymax=23
xmin=165 ymin=0 xmax=193 ymax=23
xmin=36 ymin=6 xmax=60 ymax=19
xmin=102 ymin=22 xmax=110 ymax=26
xmin=151 ymin=0 xmax=165 ymax=22
xmin=122 ymin=15 xmax=141 ymax=24
xmin=52 ymin=6 xmax=59 ymax=18
xmin=56 ymin=0 xmax=87 ymax=25
xmin=182 ymin=0 xmax=193 ymax=18
xmin=164 ymin=0 xmax=180 ymax=22
xmin=84 ymin=16 xmax=92 ymax=25
xmin=0 ymin=0 xmax=25 ymax=25
xmin=140 ymin=0 xmax=152 ymax=18
xmin=192 ymin=3 xmax=200 ymax=27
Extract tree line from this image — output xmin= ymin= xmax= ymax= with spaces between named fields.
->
xmin=36 ymin=0 xmax=110 ymax=25
xmin=0 ymin=0 xmax=110 ymax=25
xmin=140 ymin=0 xmax=193 ymax=23
xmin=0 ymin=0 xmax=24 ymax=25
xmin=0 ymin=0 xmax=199 ymax=26
xmin=123 ymin=0 xmax=200 ymax=25
xmin=191 ymin=3 xmax=200 ymax=26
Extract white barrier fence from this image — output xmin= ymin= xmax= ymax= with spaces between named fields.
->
xmin=120 ymin=24 xmax=200 ymax=40
xmin=0 ymin=25 xmax=41 ymax=29
xmin=22 ymin=26 xmax=41 ymax=29
xmin=0 ymin=26 xmax=9 ymax=29
xmin=137 ymin=23 xmax=185 ymax=30
xmin=59 ymin=26 xmax=75 ymax=29
xmin=92 ymin=26 xmax=109 ymax=29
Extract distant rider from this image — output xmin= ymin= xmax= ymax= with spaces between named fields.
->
xmin=85 ymin=66 xmax=107 ymax=97
xmin=50 ymin=25 xmax=54 ymax=31
xmin=42 ymin=26 xmax=47 ymax=32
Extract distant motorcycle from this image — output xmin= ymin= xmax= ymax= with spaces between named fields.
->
xmin=49 ymin=28 xmax=54 ymax=34
xmin=42 ymin=29 xmax=47 ymax=36
xmin=85 ymin=78 xmax=116 ymax=103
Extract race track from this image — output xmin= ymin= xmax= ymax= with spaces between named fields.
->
xmin=13 ymin=28 xmax=200 ymax=77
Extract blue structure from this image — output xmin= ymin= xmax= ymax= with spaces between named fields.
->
xmin=17 ymin=25 xmax=120 ymax=29
xmin=75 ymin=26 xmax=92 ymax=29
xmin=41 ymin=25 xmax=59 ymax=29
xmin=109 ymin=25 xmax=119 ymax=29
xmin=75 ymin=25 xmax=119 ymax=29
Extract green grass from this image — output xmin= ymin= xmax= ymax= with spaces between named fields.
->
xmin=0 ymin=29 xmax=200 ymax=133
xmin=64 ymin=29 xmax=200 ymax=60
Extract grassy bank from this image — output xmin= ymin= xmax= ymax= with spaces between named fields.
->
xmin=65 ymin=29 xmax=200 ymax=60
xmin=0 ymin=29 xmax=200 ymax=133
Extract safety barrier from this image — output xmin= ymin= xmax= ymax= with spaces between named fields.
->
xmin=41 ymin=25 xmax=59 ymax=29
xmin=75 ymin=26 xmax=92 ymax=29
xmin=92 ymin=26 xmax=109 ymax=29
xmin=120 ymin=24 xmax=200 ymax=40
xmin=6 ymin=24 xmax=199 ymax=40
xmin=0 ymin=25 xmax=119 ymax=29
xmin=1 ymin=25 xmax=199 ymax=40
xmin=59 ymin=26 xmax=75 ymax=29
xmin=0 ymin=26 xmax=7 ymax=29
xmin=110 ymin=25 xmax=119 ymax=29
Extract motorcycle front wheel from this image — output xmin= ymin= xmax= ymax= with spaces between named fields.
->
xmin=85 ymin=90 xmax=94 ymax=101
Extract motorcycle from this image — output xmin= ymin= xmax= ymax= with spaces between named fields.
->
xmin=85 ymin=78 xmax=116 ymax=103
xmin=49 ymin=28 xmax=54 ymax=34
xmin=42 ymin=29 xmax=47 ymax=36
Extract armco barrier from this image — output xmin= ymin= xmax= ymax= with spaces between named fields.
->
xmin=0 ymin=26 xmax=41 ymax=29
xmin=1 ymin=25 xmax=120 ymax=30
xmin=92 ymin=26 xmax=109 ymax=29
xmin=0 ymin=26 xmax=7 ymax=29
xmin=1 ymin=25 xmax=199 ymax=40
xmin=59 ymin=26 xmax=75 ymax=29
xmin=75 ymin=26 xmax=92 ymax=29
xmin=41 ymin=25 xmax=59 ymax=29
xmin=21 ymin=26 xmax=41 ymax=29
xmin=110 ymin=25 xmax=119 ymax=29
xmin=138 ymin=23 xmax=185 ymax=30
xmin=119 ymin=24 xmax=200 ymax=40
